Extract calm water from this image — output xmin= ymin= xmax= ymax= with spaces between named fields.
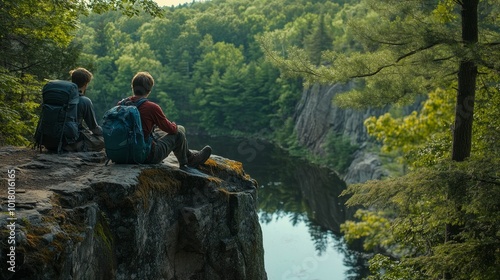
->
xmin=188 ymin=135 xmax=368 ymax=280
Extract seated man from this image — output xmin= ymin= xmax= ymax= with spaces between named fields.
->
xmin=63 ymin=67 xmax=104 ymax=152
xmin=121 ymin=71 xmax=211 ymax=171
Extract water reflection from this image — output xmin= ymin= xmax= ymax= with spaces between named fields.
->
xmin=257 ymin=155 xmax=346 ymax=238
xmin=188 ymin=135 xmax=369 ymax=279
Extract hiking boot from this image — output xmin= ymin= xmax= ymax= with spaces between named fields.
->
xmin=187 ymin=146 xmax=212 ymax=168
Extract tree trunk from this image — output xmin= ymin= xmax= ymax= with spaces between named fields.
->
xmin=446 ymin=1 xmax=479 ymax=279
xmin=451 ymin=0 xmax=478 ymax=162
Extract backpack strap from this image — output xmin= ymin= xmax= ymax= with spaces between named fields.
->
xmin=133 ymin=98 xmax=154 ymax=141
xmin=120 ymin=97 xmax=148 ymax=107
xmin=135 ymin=98 xmax=148 ymax=108
xmin=57 ymin=103 xmax=70 ymax=154
xmin=119 ymin=97 xmax=131 ymax=106
xmin=34 ymin=111 xmax=44 ymax=152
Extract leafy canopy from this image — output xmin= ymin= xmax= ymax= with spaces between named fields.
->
xmin=261 ymin=0 xmax=500 ymax=109
xmin=0 ymin=0 xmax=162 ymax=146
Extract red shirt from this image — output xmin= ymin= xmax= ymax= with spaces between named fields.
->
xmin=121 ymin=96 xmax=177 ymax=138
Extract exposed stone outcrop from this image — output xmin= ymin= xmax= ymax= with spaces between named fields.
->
xmin=342 ymin=150 xmax=389 ymax=185
xmin=294 ymin=83 xmax=387 ymax=153
xmin=0 ymin=147 xmax=266 ymax=280
xmin=294 ymin=83 xmax=389 ymax=183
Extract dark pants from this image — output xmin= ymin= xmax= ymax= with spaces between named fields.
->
xmin=145 ymin=125 xmax=188 ymax=165
xmin=63 ymin=130 xmax=104 ymax=152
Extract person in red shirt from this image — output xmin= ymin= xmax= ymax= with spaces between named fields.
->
xmin=123 ymin=71 xmax=211 ymax=172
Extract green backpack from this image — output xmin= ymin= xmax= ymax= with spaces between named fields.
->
xmin=34 ymin=80 xmax=80 ymax=153
xmin=102 ymin=98 xmax=152 ymax=164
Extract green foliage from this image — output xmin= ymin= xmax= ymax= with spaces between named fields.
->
xmin=304 ymin=13 xmax=334 ymax=65
xmin=261 ymin=0 xmax=499 ymax=108
xmin=76 ymin=0 xmax=329 ymax=139
xmin=0 ymin=1 xmax=81 ymax=79
xmin=432 ymin=0 xmax=458 ymax=23
xmin=341 ymin=72 xmax=500 ymax=279
xmin=364 ymin=87 xmax=455 ymax=166
xmin=341 ymin=157 xmax=500 ymax=279
xmin=366 ymin=254 xmax=423 ymax=280
xmin=320 ymin=132 xmax=359 ymax=172
xmin=269 ymin=3 xmax=500 ymax=276
xmin=82 ymin=0 xmax=163 ymax=17
xmin=472 ymin=70 xmax=500 ymax=159
xmin=342 ymin=77 xmax=500 ymax=277
xmin=0 ymin=69 xmax=42 ymax=146
xmin=0 ymin=0 xmax=78 ymax=47
xmin=341 ymin=210 xmax=393 ymax=251
xmin=0 ymin=0 xmax=81 ymax=147
xmin=364 ymin=75 xmax=500 ymax=168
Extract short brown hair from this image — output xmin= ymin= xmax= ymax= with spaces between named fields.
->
xmin=70 ymin=67 xmax=93 ymax=88
xmin=131 ymin=72 xmax=154 ymax=96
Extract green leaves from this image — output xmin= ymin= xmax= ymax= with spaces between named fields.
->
xmin=364 ymin=87 xmax=455 ymax=165
xmin=0 ymin=69 xmax=42 ymax=146
xmin=341 ymin=157 xmax=500 ymax=279
xmin=85 ymin=0 xmax=164 ymax=17
xmin=341 ymin=210 xmax=393 ymax=251
xmin=433 ymin=0 xmax=458 ymax=23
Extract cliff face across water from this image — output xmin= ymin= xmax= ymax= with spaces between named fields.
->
xmin=294 ymin=83 xmax=390 ymax=184
xmin=0 ymin=146 xmax=266 ymax=280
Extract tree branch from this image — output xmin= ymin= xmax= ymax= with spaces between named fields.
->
xmin=476 ymin=178 xmax=500 ymax=186
xmin=433 ymin=55 xmax=455 ymax=63
xmin=350 ymin=44 xmax=444 ymax=79
xmin=350 ymin=63 xmax=396 ymax=79
xmin=362 ymin=35 xmax=408 ymax=46
xmin=396 ymin=43 xmax=441 ymax=62
xmin=482 ymin=42 xmax=500 ymax=47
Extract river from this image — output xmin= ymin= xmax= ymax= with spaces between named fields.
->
xmin=188 ymin=135 xmax=369 ymax=280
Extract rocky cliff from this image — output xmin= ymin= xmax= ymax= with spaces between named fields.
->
xmin=294 ymin=83 xmax=389 ymax=184
xmin=0 ymin=146 xmax=266 ymax=280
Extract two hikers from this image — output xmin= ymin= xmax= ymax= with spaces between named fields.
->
xmin=37 ymin=68 xmax=211 ymax=170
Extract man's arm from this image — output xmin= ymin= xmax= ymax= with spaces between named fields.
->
xmin=79 ymin=96 xmax=103 ymax=135
xmin=150 ymin=102 xmax=177 ymax=134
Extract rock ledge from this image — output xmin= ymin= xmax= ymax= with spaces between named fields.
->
xmin=0 ymin=147 xmax=266 ymax=280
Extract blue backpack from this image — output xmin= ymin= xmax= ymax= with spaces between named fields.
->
xmin=102 ymin=98 xmax=152 ymax=164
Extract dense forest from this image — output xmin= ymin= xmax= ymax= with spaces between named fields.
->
xmin=1 ymin=0 xmax=499 ymax=279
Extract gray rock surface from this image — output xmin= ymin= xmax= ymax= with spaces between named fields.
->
xmin=294 ymin=83 xmax=389 ymax=183
xmin=294 ymin=83 xmax=387 ymax=153
xmin=0 ymin=147 xmax=266 ymax=280
xmin=343 ymin=150 xmax=389 ymax=185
